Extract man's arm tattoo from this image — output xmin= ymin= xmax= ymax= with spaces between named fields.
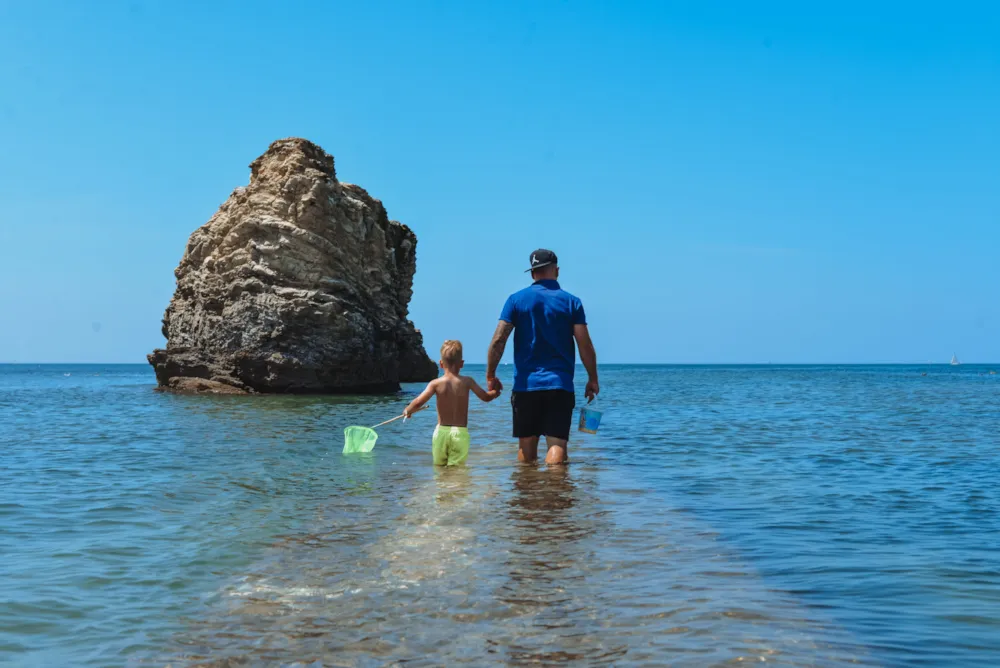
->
xmin=487 ymin=322 xmax=514 ymax=376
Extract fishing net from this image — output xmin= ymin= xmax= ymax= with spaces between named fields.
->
xmin=343 ymin=426 xmax=379 ymax=454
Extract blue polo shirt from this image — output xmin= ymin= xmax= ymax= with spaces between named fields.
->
xmin=500 ymin=279 xmax=586 ymax=393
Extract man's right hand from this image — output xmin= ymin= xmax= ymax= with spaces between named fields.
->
xmin=585 ymin=379 xmax=599 ymax=403
xmin=487 ymin=376 xmax=503 ymax=393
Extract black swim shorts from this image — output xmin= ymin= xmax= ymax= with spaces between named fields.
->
xmin=511 ymin=390 xmax=576 ymax=441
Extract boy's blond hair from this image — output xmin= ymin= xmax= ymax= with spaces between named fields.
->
xmin=440 ymin=340 xmax=463 ymax=367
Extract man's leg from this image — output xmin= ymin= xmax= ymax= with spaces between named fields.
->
xmin=544 ymin=437 xmax=568 ymax=464
xmin=513 ymin=391 xmax=542 ymax=463
xmin=518 ymin=436 xmax=540 ymax=462
xmin=541 ymin=390 xmax=575 ymax=465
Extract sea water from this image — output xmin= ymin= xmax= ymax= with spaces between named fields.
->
xmin=1 ymin=364 xmax=999 ymax=666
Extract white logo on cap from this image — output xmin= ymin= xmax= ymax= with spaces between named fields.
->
xmin=532 ymin=254 xmax=538 ymax=265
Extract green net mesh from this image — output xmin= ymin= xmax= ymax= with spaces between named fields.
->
xmin=343 ymin=426 xmax=379 ymax=454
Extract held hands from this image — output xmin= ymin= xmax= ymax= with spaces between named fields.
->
xmin=487 ymin=376 xmax=503 ymax=394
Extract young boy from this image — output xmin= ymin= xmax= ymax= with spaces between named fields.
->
xmin=404 ymin=340 xmax=500 ymax=466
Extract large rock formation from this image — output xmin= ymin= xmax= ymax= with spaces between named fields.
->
xmin=148 ymin=138 xmax=438 ymax=394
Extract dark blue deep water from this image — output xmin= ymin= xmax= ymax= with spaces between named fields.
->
xmin=2 ymin=364 xmax=999 ymax=666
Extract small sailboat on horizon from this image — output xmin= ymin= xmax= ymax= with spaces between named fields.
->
xmin=950 ymin=353 xmax=960 ymax=366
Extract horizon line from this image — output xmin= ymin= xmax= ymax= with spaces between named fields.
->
xmin=1 ymin=361 xmax=996 ymax=367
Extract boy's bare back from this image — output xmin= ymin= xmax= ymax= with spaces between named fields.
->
xmin=430 ymin=373 xmax=496 ymax=427
xmin=403 ymin=339 xmax=499 ymax=429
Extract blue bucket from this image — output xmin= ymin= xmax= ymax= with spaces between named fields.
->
xmin=578 ymin=405 xmax=603 ymax=434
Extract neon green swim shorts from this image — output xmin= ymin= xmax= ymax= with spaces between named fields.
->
xmin=432 ymin=425 xmax=470 ymax=466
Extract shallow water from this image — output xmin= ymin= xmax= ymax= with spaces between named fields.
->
xmin=2 ymin=364 xmax=999 ymax=666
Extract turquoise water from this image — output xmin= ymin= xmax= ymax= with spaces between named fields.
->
xmin=2 ymin=364 xmax=999 ymax=666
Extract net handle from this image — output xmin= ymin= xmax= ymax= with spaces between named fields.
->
xmin=370 ymin=414 xmax=405 ymax=430
xmin=370 ymin=405 xmax=425 ymax=430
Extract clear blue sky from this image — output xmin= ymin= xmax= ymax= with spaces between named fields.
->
xmin=1 ymin=1 xmax=997 ymax=364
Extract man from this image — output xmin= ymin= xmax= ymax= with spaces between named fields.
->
xmin=486 ymin=249 xmax=599 ymax=464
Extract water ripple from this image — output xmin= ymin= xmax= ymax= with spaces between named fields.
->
xmin=1 ymin=364 xmax=999 ymax=666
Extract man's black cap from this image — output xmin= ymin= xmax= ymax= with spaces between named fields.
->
xmin=526 ymin=249 xmax=558 ymax=273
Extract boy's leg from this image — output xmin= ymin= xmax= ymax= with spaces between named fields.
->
xmin=449 ymin=428 xmax=470 ymax=466
xmin=431 ymin=427 xmax=448 ymax=466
